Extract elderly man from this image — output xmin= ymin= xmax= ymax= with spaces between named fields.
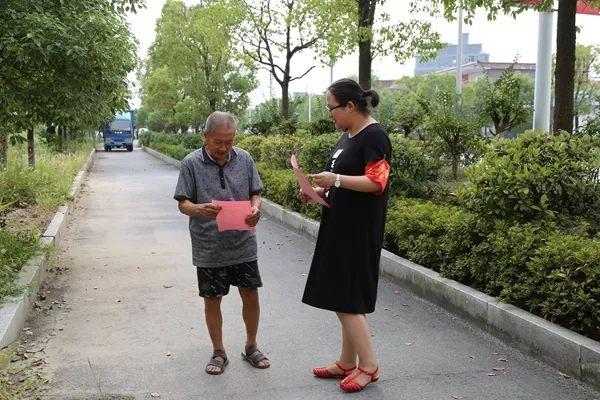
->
xmin=174 ymin=111 xmax=269 ymax=375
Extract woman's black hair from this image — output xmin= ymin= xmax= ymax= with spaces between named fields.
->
xmin=327 ymin=78 xmax=380 ymax=114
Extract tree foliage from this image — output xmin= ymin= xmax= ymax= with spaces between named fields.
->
xmin=140 ymin=0 xmax=255 ymax=132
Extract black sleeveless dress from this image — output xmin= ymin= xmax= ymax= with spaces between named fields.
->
xmin=302 ymin=123 xmax=392 ymax=314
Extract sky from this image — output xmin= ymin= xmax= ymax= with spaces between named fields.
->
xmin=126 ymin=1 xmax=600 ymax=108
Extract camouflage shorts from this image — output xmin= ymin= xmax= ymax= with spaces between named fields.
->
xmin=196 ymin=261 xmax=262 ymax=298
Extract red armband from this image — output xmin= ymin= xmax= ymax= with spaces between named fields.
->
xmin=365 ymin=159 xmax=390 ymax=195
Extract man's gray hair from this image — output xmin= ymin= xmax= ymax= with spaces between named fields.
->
xmin=204 ymin=111 xmax=237 ymax=134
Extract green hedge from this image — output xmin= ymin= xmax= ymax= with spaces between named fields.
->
xmin=256 ymin=163 xmax=321 ymax=220
xmin=462 ymin=131 xmax=600 ymax=230
xmin=152 ymin=143 xmax=190 ymax=161
xmin=236 ymin=135 xmax=264 ymax=162
xmin=388 ymin=134 xmax=444 ymax=198
xmin=297 ymin=133 xmax=339 ymax=173
xmin=385 ymin=197 xmax=600 ymax=340
xmin=259 ymin=135 xmax=303 ymax=169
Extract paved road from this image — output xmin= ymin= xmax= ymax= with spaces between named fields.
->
xmin=24 ymin=147 xmax=600 ymax=400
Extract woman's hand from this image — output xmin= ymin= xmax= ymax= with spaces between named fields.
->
xmin=308 ymin=172 xmax=336 ymax=189
xmin=298 ymin=187 xmax=325 ymax=203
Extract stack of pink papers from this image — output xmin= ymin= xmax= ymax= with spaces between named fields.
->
xmin=212 ymin=200 xmax=255 ymax=232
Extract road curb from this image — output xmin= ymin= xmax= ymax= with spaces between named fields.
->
xmin=142 ymin=145 xmax=181 ymax=168
xmin=0 ymin=149 xmax=95 ymax=349
xmin=142 ymin=145 xmax=600 ymax=391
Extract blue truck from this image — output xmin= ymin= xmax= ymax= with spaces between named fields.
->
xmin=102 ymin=110 xmax=135 ymax=152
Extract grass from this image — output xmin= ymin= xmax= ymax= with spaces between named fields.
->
xmin=0 ymin=139 xmax=92 ymax=208
xmin=0 ymin=136 xmax=93 ymax=304
xmin=0 ymin=345 xmax=47 ymax=400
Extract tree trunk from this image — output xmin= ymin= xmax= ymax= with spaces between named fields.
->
xmin=452 ymin=156 xmax=459 ymax=180
xmin=553 ymin=0 xmax=577 ymax=133
xmin=27 ymin=127 xmax=35 ymax=169
xmin=0 ymin=131 xmax=8 ymax=170
xmin=281 ymin=78 xmax=290 ymax=119
xmin=358 ymin=0 xmax=376 ymax=90
xmin=58 ymin=126 xmax=64 ymax=152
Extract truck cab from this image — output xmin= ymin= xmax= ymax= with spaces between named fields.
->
xmin=102 ymin=110 xmax=135 ymax=152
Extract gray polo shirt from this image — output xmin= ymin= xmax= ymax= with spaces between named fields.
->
xmin=173 ymin=146 xmax=263 ymax=268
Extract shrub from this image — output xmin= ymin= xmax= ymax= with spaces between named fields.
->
xmin=466 ymin=221 xmax=556 ymax=296
xmin=577 ymin=115 xmax=600 ymax=136
xmin=181 ymin=133 xmax=204 ymax=150
xmin=256 ymin=163 xmax=321 ymax=220
xmin=259 ymin=135 xmax=303 ymax=169
xmin=388 ymin=134 xmax=444 ymax=198
xmin=385 ymin=198 xmax=478 ymax=280
xmin=525 ymin=233 xmax=600 ymax=340
xmin=152 ymin=143 xmax=190 ymax=161
xmin=308 ymin=118 xmax=336 ymax=135
xmin=462 ymin=131 xmax=600 ymax=230
xmin=236 ymin=135 xmax=265 ymax=162
xmin=297 ymin=133 xmax=339 ymax=173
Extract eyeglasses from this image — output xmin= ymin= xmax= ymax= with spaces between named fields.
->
xmin=325 ymin=104 xmax=345 ymax=113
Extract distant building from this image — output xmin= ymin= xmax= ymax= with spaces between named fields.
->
xmin=373 ymin=80 xmax=402 ymax=91
xmin=415 ymin=33 xmax=489 ymax=76
xmin=434 ymin=61 xmax=536 ymax=83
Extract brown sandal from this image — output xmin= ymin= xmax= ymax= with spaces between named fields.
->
xmin=241 ymin=344 xmax=270 ymax=369
xmin=205 ymin=349 xmax=228 ymax=375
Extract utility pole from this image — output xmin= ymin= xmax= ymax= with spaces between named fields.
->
xmin=456 ymin=2 xmax=464 ymax=109
xmin=533 ymin=9 xmax=554 ymax=132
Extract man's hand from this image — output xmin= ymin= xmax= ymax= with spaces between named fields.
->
xmin=197 ymin=203 xmax=221 ymax=219
xmin=245 ymin=206 xmax=260 ymax=227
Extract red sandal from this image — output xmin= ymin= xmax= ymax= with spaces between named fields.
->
xmin=339 ymin=366 xmax=379 ymax=392
xmin=313 ymin=361 xmax=356 ymax=379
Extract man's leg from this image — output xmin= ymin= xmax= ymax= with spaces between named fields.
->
xmin=197 ymin=266 xmax=230 ymax=374
xmin=204 ymin=296 xmax=226 ymax=374
xmin=239 ymin=287 xmax=269 ymax=368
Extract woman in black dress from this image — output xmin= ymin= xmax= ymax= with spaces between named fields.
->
xmin=300 ymin=78 xmax=392 ymax=393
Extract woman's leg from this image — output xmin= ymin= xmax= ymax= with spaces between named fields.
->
xmin=336 ymin=312 xmax=358 ymax=367
xmin=315 ymin=313 xmax=357 ymax=375
xmin=337 ymin=312 xmax=378 ymax=385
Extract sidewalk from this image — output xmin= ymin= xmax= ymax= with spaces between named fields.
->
xmin=21 ymin=148 xmax=600 ymax=400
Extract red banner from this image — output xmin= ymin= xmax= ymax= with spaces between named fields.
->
xmin=516 ymin=0 xmax=599 ymax=15
xmin=577 ymin=1 xmax=600 ymax=15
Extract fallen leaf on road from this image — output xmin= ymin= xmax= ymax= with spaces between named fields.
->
xmin=162 ymin=285 xmax=173 ymax=289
